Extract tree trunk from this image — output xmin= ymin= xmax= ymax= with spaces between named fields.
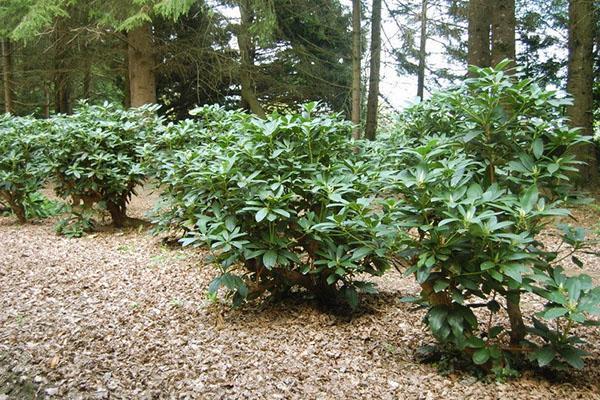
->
xmin=1 ymin=192 xmax=26 ymax=224
xmin=467 ymin=0 xmax=491 ymax=70
xmin=351 ymin=0 xmax=362 ymax=139
xmin=107 ymin=199 xmax=127 ymax=228
xmin=365 ymin=0 xmax=382 ymax=141
xmin=506 ymin=291 xmax=526 ymax=344
xmin=416 ymin=0 xmax=428 ymax=99
xmin=237 ymin=0 xmax=266 ymax=118
xmin=567 ymin=0 xmax=598 ymax=184
xmin=43 ymin=86 xmax=50 ymax=118
xmin=1 ymin=38 xmax=14 ymax=114
xmin=54 ymin=21 xmax=71 ymax=114
xmin=83 ymin=60 xmax=92 ymax=99
xmin=490 ymin=0 xmax=516 ymax=66
xmin=128 ymin=23 xmax=156 ymax=107
xmin=11 ymin=200 xmax=26 ymax=224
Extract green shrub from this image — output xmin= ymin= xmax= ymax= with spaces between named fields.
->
xmin=54 ymin=207 xmax=96 ymax=238
xmin=386 ymin=62 xmax=599 ymax=373
xmin=0 ymin=114 xmax=52 ymax=223
xmin=22 ymin=192 xmax=65 ymax=219
xmin=149 ymin=103 xmax=389 ymax=307
xmin=48 ymin=102 xmax=162 ymax=228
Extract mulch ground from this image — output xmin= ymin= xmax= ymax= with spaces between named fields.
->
xmin=1 ymin=190 xmax=599 ymax=399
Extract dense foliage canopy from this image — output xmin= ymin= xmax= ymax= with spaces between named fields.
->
xmin=3 ymin=66 xmax=597 ymax=376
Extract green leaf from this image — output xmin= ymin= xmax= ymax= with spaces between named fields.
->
xmin=326 ymin=274 xmax=338 ymax=285
xmin=255 ymin=208 xmax=269 ymax=222
xmin=433 ymin=280 xmax=449 ymax=293
xmin=480 ymin=261 xmax=496 ymax=271
xmin=532 ymin=138 xmax=544 ymax=159
xmin=559 ymin=347 xmax=585 ymax=369
xmin=208 ymin=276 xmax=222 ymax=294
xmin=571 ymin=256 xmax=583 ymax=268
xmin=343 ymin=286 xmax=359 ymax=309
xmin=179 ymin=236 xmax=197 ymax=247
xmin=466 ymin=336 xmax=485 ymax=348
xmin=488 ymin=326 xmax=503 ymax=339
xmin=447 ymin=312 xmax=464 ymax=336
xmin=547 ymin=163 xmax=559 ymax=174
xmin=428 ymin=306 xmax=448 ymax=332
xmin=351 ymin=246 xmax=372 ymax=260
xmin=521 ymin=185 xmax=539 ymax=212
xmin=472 ymin=348 xmax=490 ymax=365
xmin=355 ymin=281 xmax=378 ymax=294
xmin=541 ymin=307 xmax=568 ymax=320
xmin=263 ymin=250 xmax=278 ymax=269
xmin=535 ymin=346 xmax=556 ymax=367
xmin=502 ymin=263 xmax=528 ymax=283
xmin=565 ymin=277 xmax=582 ymax=302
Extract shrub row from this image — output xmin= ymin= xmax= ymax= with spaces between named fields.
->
xmin=387 ymin=63 xmax=599 ymax=374
xmin=0 ymin=65 xmax=598 ymax=375
xmin=0 ymin=102 xmax=162 ymax=234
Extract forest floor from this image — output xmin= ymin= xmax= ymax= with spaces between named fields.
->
xmin=1 ymin=188 xmax=599 ymax=400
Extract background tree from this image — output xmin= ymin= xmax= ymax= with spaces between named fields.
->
xmin=236 ymin=0 xmax=268 ymax=116
xmin=467 ymin=0 xmax=490 ymax=68
xmin=1 ymin=38 xmax=14 ymax=114
xmin=416 ymin=0 xmax=428 ymax=99
xmin=388 ymin=0 xmax=468 ymax=92
xmin=0 ymin=0 xmax=353 ymax=117
xmin=352 ymin=0 xmax=362 ymax=138
xmin=365 ymin=0 xmax=382 ymax=140
xmin=567 ymin=0 xmax=598 ymax=183
xmin=491 ymin=0 xmax=516 ymax=65
xmin=259 ymin=0 xmax=353 ymax=113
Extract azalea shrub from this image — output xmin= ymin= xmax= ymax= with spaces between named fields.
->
xmin=48 ymin=102 xmax=162 ymax=228
xmin=0 ymin=115 xmax=53 ymax=223
xmin=385 ymin=62 xmax=600 ymax=374
xmin=149 ymin=103 xmax=389 ymax=307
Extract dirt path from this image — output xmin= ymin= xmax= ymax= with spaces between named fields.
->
xmin=1 ymin=193 xmax=599 ymax=399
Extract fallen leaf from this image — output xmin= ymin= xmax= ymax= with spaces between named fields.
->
xmin=50 ymin=355 xmax=60 ymax=369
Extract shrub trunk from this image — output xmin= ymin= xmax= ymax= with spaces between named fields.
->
xmin=1 ymin=192 xmax=26 ymax=224
xmin=107 ymin=199 xmax=127 ymax=228
xmin=506 ymin=291 xmax=526 ymax=343
xmin=11 ymin=200 xmax=26 ymax=224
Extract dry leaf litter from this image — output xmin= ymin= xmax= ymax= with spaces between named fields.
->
xmin=0 ymin=189 xmax=599 ymax=399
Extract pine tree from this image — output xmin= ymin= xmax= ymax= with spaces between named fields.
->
xmin=567 ymin=0 xmax=598 ymax=183
xmin=1 ymin=38 xmax=14 ymax=114
xmin=351 ymin=0 xmax=362 ymax=138
xmin=491 ymin=0 xmax=516 ymax=65
xmin=365 ymin=0 xmax=382 ymax=140
xmin=467 ymin=0 xmax=490 ymax=68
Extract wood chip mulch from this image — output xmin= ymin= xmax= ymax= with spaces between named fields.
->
xmin=1 ymin=193 xmax=599 ymax=399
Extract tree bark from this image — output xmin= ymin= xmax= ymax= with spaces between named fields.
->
xmin=506 ymin=291 xmax=526 ymax=344
xmin=54 ymin=20 xmax=71 ymax=114
xmin=43 ymin=86 xmax=50 ymax=118
xmin=128 ymin=23 xmax=156 ymax=107
xmin=467 ymin=0 xmax=491 ymax=70
xmin=351 ymin=0 xmax=362 ymax=139
xmin=365 ymin=0 xmax=382 ymax=141
xmin=83 ymin=60 xmax=92 ymax=99
xmin=1 ymin=192 xmax=26 ymax=224
xmin=237 ymin=0 xmax=266 ymax=118
xmin=107 ymin=199 xmax=128 ymax=228
xmin=567 ymin=0 xmax=598 ymax=184
xmin=490 ymin=0 xmax=516 ymax=66
xmin=1 ymin=38 xmax=14 ymax=114
xmin=416 ymin=0 xmax=428 ymax=99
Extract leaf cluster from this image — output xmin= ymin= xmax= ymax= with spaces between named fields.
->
xmin=0 ymin=114 xmax=53 ymax=222
xmin=146 ymin=103 xmax=388 ymax=308
xmin=385 ymin=62 xmax=599 ymax=373
xmin=47 ymin=102 xmax=163 ymax=227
